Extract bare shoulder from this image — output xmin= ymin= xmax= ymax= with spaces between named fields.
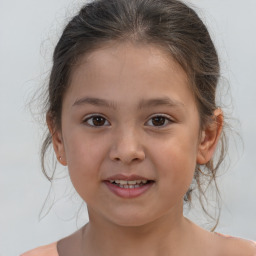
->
xmin=215 ymin=232 xmax=256 ymax=256
xmin=20 ymin=242 xmax=58 ymax=256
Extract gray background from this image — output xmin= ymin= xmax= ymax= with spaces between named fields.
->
xmin=0 ymin=0 xmax=255 ymax=255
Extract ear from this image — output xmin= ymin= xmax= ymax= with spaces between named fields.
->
xmin=196 ymin=108 xmax=223 ymax=165
xmin=46 ymin=113 xmax=67 ymax=166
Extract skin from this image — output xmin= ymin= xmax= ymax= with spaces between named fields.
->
xmin=47 ymin=42 xmax=251 ymax=256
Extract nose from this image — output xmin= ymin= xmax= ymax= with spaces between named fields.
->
xmin=109 ymin=128 xmax=145 ymax=165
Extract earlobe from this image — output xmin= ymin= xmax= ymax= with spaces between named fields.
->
xmin=197 ymin=108 xmax=223 ymax=165
xmin=46 ymin=113 xmax=67 ymax=166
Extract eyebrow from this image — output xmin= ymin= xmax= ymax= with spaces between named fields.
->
xmin=138 ymin=97 xmax=184 ymax=109
xmin=73 ymin=97 xmax=117 ymax=109
xmin=72 ymin=96 xmax=184 ymax=110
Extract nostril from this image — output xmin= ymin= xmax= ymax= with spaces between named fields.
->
xmin=109 ymin=144 xmax=146 ymax=164
xmin=111 ymin=155 xmax=145 ymax=164
xmin=113 ymin=157 xmax=140 ymax=162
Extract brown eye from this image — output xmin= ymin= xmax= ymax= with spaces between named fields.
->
xmin=146 ymin=115 xmax=172 ymax=127
xmin=152 ymin=116 xmax=165 ymax=126
xmin=84 ymin=115 xmax=110 ymax=127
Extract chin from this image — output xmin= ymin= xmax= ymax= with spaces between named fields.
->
xmin=105 ymin=208 xmax=162 ymax=228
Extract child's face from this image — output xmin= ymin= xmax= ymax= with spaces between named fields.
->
xmin=53 ymin=42 xmax=207 ymax=226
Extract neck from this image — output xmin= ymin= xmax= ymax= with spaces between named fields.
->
xmin=81 ymin=206 xmax=194 ymax=256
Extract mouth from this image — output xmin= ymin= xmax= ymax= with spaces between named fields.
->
xmin=108 ymin=179 xmax=154 ymax=189
xmin=104 ymin=174 xmax=155 ymax=198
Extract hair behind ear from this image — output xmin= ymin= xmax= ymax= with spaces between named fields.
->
xmin=46 ymin=113 xmax=67 ymax=166
xmin=197 ymin=108 xmax=223 ymax=165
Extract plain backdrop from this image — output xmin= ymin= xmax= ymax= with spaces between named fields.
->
xmin=0 ymin=0 xmax=256 ymax=255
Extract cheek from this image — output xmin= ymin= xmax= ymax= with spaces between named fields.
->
xmin=63 ymin=132 xmax=108 ymax=200
xmin=152 ymin=130 xmax=198 ymax=194
xmin=64 ymin=127 xmax=108 ymax=165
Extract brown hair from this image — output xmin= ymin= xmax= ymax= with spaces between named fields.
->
xmin=42 ymin=0 xmax=227 ymax=229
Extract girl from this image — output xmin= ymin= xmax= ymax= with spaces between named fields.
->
xmin=21 ymin=0 xmax=256 ymax=255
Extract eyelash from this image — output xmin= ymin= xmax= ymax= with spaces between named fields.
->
xmin=145 ymin=114 xmax=174 ymax=127
xmin=83 ymin=114 xmax=110 ymax=127
xmin=82 ymin=114 xmax=174 ymax=128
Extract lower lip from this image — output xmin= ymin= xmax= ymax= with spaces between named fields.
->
xmin=104 ymin=181 xmax=154 ymax=198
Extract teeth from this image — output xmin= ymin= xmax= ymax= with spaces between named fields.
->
xmin=119 ymin=184 xmax=143 ymax=189
xmin=127 ymin=180 xmax=137 ymax=185
xmin=111 ymin=180 xmax=148 ymax=185
xmin=109 ymin=179 xmax=150 ymax=188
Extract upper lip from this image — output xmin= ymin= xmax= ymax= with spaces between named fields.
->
xmin=105 ymin=174 xmax=152 ymax=181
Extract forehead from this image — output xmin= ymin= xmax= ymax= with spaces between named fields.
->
xmin=64 ymin=41 xmax=195 ymax=109
xmin=81 ymin=41 xmax=175 ymax=69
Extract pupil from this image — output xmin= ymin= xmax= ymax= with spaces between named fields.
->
xmin=93 ymin=116 xmax=105 ymax=126
xmin=152 ymin=116 xmax=165 ymax=126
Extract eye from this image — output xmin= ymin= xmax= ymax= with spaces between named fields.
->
xmin=83 ymin=115 xmax=110 ymax=127
xmin=146 ymin=115 xmax=173 ymax=127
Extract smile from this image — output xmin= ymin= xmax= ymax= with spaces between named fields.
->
xmin=104 ymin=176 xmax=155 ymax=198
xmin=109 ymin=180 xmax=149 ymax=188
